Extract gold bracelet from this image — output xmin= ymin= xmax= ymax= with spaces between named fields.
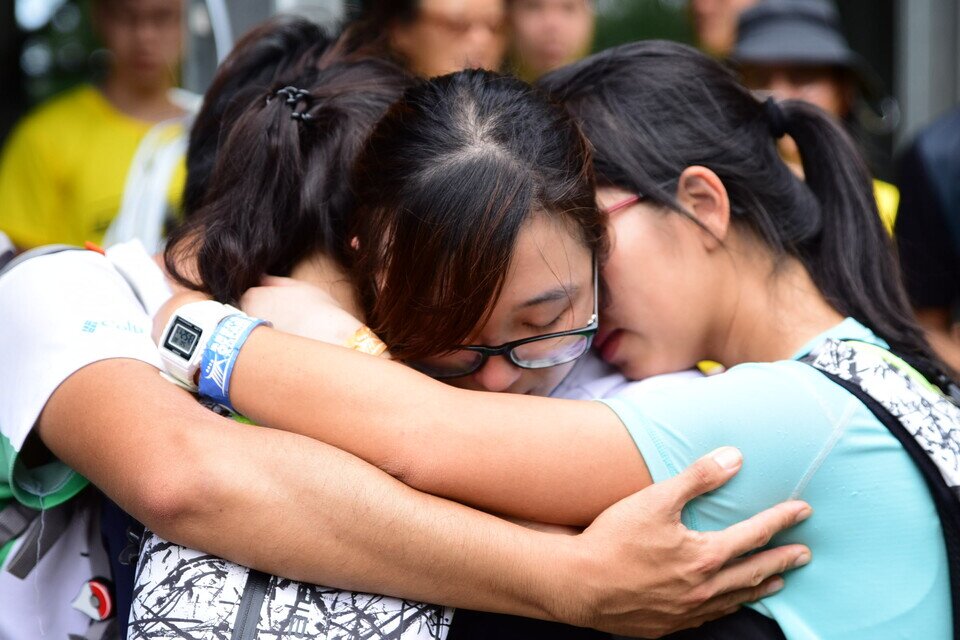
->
xmin=345 ymin=325 xmax=388 ymax=357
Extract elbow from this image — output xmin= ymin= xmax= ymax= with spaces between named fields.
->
xmin=131 ymin=473 xmax=198 ymax=540
xmin=377 ymin=438 xmax=446 ymax=496
xmin=128 ymin=436 xmax=212 ymax=542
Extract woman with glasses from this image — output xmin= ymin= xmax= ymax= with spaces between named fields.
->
xmin=159 ymin=41 xmax=957 ymax=639
xmin=120 ymin=38 xmax=806 ymax=638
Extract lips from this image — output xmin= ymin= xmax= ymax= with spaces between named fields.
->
xmin=596 ymin=328 xmax=625 ymax=364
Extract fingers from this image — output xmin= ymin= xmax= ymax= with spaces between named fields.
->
xmin=652 ymin=447 xmax=744 ymax=511
xmin=712 ymin=500 xmax=812 ymax=560
xmin=704 ymin=542 xmax=810 ymax=599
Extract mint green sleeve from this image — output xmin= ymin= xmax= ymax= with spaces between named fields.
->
xmin=600 ymin=362 xmax=849 ymax=532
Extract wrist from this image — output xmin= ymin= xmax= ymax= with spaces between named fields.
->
xmin=157 ymin=300 xmax=242 ymax=390
xmin=197 ymin=314 xmax=271 ymax=412
xmin=541 ymin=534 xmax=598 ymax=627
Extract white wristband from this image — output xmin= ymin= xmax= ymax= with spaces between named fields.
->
xmin=158 ymin=300 xmax=242 ymax=390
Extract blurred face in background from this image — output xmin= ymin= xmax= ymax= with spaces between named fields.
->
xmin=741 ymin=63 xmax=854 ymax=167
xmin=689 ymin=0 xmax=758 ymax=57
xmin=741 ymin=64 xmax=853 ymax=118
xmin=508 ymin=0 xmax=595 ymax=80
xmin=94 ymin=0 xmax=183 ymax=92
xmin=390 ymin=0 xmax=508 ymax=77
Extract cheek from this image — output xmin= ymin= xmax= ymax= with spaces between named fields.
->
xmin=604 ymin=215 xmax=677 ymax=320
xmin=525 ymin=360 xmax=577 ymax=396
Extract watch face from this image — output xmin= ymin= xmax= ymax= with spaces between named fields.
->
xmin=164 ymin=318 xmax=203 ymax=360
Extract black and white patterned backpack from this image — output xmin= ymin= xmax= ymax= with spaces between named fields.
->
xmin=801 ymin=338 xmax=960 ymax=640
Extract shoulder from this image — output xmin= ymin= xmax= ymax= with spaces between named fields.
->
xmin=602 ymin=360 xmax=858 ymax=482
xmin=609 ymin=359 xmax=847 ymax=422
xmin=2 ymin=86 xmax=97 ymax=156
xmin=912 ymin=107 xmax=960 ymax=167
xmin=14 ymin=86 xmax=97 ymax=132
xmin=0 ymin=249 xmax=162 ymax=452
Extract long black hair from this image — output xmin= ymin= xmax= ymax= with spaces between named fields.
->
xmin=350 ymin=69 xmax=603 ymax=361
xmin=182 ymin=16 xmax=329 ymax=215
xmin=540 ymin=40 xmax=940 ymax=369
xmin=166 ymin=33 xmax=413 ymax=304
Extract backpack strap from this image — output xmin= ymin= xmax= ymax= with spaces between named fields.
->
xmin=4 ymin=499 xmax=74 ymax=579
xmin=0 ymin=244 xmax=83 ymax=278
xmin=800 ymin=339 xmax=960 ymax=639
xmin=0 ymin=501 xmax=38 ymax=548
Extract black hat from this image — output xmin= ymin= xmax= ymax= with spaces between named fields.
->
xmin=731 ymin=0 xmax=883 ymax=95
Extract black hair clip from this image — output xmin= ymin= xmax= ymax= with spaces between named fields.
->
xmin=274 ymin=86 xmax=311 ymax=105
xmin=269 ymin=86 xmax=314 ymax=123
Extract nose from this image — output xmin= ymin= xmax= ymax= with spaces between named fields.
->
xmin=470 ymin=355 xmax=523 ymax=392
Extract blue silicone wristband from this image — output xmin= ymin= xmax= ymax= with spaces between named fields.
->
xmin=198 ymin=314 xmax=269 ymax=413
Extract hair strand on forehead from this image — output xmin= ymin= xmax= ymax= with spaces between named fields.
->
xmin=351 ymin=69 xmax=605 ymax=362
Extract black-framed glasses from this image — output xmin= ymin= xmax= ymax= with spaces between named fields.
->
xmin=410 ymin=258 xmax=599 ymax=379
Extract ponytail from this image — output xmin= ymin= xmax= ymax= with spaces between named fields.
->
xmin=780 ymin=99 xmax=931 ymax=362
xmin=167 ymin=85 xmax=312 ymax=304
xmin=165 ymin=47 xmax=412 ymax=304
xmin=182 ymin=17 xmax=330 ymax=216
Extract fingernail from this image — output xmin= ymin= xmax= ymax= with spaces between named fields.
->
xmin=762 ymin=577 xmax=785 ymax=596
xmin=710 ymin=446 xmax=742 ymax=470
xmin=794 ymin=504 xmax=813 ymax=524
xmin=792 ymin=551 xmax=811 ymax=568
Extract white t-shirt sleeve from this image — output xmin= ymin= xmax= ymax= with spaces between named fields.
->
xmin=0 ymin=249 xmax=162 ymax=507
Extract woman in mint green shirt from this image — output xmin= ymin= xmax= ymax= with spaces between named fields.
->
xmin=163 ymin=41 xmax=955 ymax=638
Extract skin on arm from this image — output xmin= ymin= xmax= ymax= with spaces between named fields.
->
xmin=227 ymin=326 xmax=649 ymax=526
xmin=38 ymin=358 xmax=568 ymax=617
xmin=37 ymin=357 xmax=812 ymax=637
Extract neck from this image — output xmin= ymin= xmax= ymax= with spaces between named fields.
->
xmin=289 ymin=254 xmax=363 ymax=320
xmin=708 ymin=248 xmax=845 ymax=366
xmin=100 ymin=71 xmax=183 ymax=123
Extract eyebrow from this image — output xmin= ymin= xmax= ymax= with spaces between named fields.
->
xmin=515 ymin=284 xmax=580 ymax=310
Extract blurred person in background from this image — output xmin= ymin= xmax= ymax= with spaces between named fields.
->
xmin=731 ymin=0 xmax=899 ymax=233
xmin=895 ymin=106 xmax=960 ymax=372
xmin=347 ymin=0 xmax=507 ymax=78
xmin=0 ymin=0 xmax=186 ymax=250
xmin=507 ymin=0 xmax=595 ymax=82
xmin=689 ymin=0 xmax=758 ymax=57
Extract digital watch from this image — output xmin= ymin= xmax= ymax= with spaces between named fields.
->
xmin=158 ymin=300 xmax=242 ymax=390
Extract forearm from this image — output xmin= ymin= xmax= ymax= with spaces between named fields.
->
xmin=38 ymin=359 xmax=574 ymax=619
xmin=230 ymin=328 xmax=649 ymax=525
xmin=174 ymin=423 xmax=573 ymax=616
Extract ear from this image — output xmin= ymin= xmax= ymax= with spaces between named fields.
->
xmin=675 ymin=166 xmax=730 ymax=250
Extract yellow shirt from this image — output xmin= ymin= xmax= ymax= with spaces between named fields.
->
xmin=0 ymin=85 xmax=186 ymax=249
xmin=873 ymin=178 xmax=899 ymax=236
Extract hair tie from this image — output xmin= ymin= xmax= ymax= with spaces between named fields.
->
xmin=763 ymin=97 xmax=788 ymax=139
xmin=270 ymin=86 xmax=314 ymax=123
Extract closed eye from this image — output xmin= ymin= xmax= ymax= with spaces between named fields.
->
xmin=524 ymin=311 xmax=566 ymax=332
